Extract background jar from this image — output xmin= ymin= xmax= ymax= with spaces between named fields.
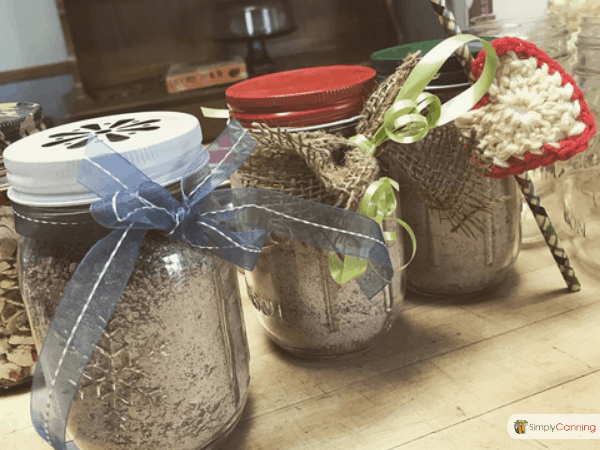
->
xmin=468 ymin=14 xmax=573 ymax=246
xmin=559 ymin=66 xmax=600 ymax=276
xmin=370 ymin=42 xmax=521 ymax=297
xmin=6 ymin=112 xmax=250 ymax=450
xmin=468 ymin=14 xmax=572 ymax=71
xmin=227 ymin=66 xmax=406 ymax=358
xmin=0 ymin=103 xmax=45 ymax=392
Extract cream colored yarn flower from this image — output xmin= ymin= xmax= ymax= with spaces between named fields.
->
xmin=455 ymin=37 xmax=596 ymax=179
xmin=457 ymin=52 xmax=585 ymax=167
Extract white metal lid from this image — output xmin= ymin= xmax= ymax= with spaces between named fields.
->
xmin=4 ymin=112 xmax=203 ymax=207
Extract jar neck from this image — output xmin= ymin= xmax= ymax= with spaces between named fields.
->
xmin=13 ymin=181 xmax=184 ymax=243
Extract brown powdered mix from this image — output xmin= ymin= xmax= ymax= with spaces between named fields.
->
xmin=19 ymin=231 xmax=249 ymax=449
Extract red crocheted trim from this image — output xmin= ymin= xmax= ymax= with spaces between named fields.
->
xmin=469 ymin=37 xmax=597 ymax=179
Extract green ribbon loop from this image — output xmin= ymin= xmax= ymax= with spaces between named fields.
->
xmin=358 ymin=177 xmax=399 ymax=223
xmin=329 ymin=177 xmax=417 ymax=284
xmin=350 ymin=34 xmax=498 ymax=153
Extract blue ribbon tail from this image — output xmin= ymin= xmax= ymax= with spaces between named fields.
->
xmin=199 ymin=188 xmax=394 ymax=298
xmin=31 ymin=227 xmax=146 ymax=450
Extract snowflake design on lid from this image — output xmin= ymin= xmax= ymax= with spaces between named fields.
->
xmin=42 ymin=118 xmax=161 ymax=149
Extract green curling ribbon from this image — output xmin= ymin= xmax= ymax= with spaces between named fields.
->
xmin=329 ymin=177 xmax=417 ymax=284
xmin=350 ymin=34 xmax=498 ymax=152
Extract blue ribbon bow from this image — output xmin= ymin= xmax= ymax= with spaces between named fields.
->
xmin=30 ymin=119 xmax=395 ymax=450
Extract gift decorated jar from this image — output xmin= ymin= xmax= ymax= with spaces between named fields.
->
xmin=0 ymin=103 xmax=45 ymax=392
xmin=370 ymin=42 xmax=521 ymax=297
xmin=227 ymin=67 xmax=407 ymax=358
xmin=6 ymin=112 xmax=250 ymax=449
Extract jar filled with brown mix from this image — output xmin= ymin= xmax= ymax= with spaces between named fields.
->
xmin=370 ymin=44 xmax=521 ymax=297
xmin=227 ymin=66 xmax=406 ymax=358
xmin=6 ymin=112 xmax=250 ymax=449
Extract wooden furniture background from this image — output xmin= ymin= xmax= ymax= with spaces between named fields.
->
xmin=3 ymin=244 xmax=600 ymax=449
xmin=55 ymin=0 xmax=397 ymax=142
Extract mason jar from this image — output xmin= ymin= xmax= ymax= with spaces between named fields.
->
xmin=559 ymin=67 xmax=600 ymax=276
xmin=6 ymin=112 xmax=250 ymax=449
xmin=371 ymin=42 xmax=521 ymax=297
xmin=227 ymin=66 xmax=406 ymax=357
xmin=0 ymin=102 xmax=45 ymax=392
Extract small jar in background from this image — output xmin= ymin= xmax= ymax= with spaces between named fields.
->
xmin=0 ymin=103 xmax=45 ymax=393
xmin=370 ymin=42 xmax=521 ymax=297
xmin=576 ymin=15 xmax=600 ymax=74
xmin=227 ymin=66 xmax=406 ymax=358
xmin=559 ymin=40 xmax=600 ymax=276
xmin=6 ymin=112 xmax=250 ymax=450
xmin=469 ymin=14 xmax=572 ymax=71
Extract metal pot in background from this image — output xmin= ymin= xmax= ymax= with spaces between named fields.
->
xmin=213 ymin=0 xmax=297 ymax=76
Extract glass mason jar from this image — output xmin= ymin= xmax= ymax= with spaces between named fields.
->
xmin=370 ymin=44 xmax=521 ymax=296
xmin=227 ymin=66 xmax=406 ymax=357
xmin=0 ymin=102 xmax=45 ymax=392
xmin=6 ymin=112 xmax=250 ymax=449
xmin=560 ymin=67 xmax=600 ymax=276
xmin=469 ymin=14 xmax=572 ymax=69
xmin=235 ymin=119 xmax=405 ymax=358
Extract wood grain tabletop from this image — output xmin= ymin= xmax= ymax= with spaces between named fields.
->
xmin=2 ymin=243 xmax=599 ymax=450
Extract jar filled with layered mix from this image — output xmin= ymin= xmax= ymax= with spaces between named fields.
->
xmin=227 ymin=66 xmax=406 ymax=358
xmin=6 ymin=112 xmax=250 ymax=449
xmin=0 ymin=103 xmax=45 ymax=392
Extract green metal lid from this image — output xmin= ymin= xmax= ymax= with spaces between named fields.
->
xmin=370 ymin=37 xmax=495 ymax=80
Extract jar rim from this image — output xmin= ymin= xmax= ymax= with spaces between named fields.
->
xmin=4 ymin=111 xmax=202 ymax=208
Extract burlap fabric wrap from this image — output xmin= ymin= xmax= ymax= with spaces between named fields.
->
xmin=238 ymin=120 xmax=380 ymax=212
xmin=359 ymin=52 xmax=496 ymax=236
xmin=235 ymin=51 xmax=494 ymax=236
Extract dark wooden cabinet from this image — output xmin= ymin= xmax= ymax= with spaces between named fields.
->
xmin=56 ymin=0 xmax=396 ymax=142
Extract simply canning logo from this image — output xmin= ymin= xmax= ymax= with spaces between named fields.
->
xmin=508 ymin=415 xmax=600 ymax=439
xmin=514 ymin=420 xmax=528 ymax=434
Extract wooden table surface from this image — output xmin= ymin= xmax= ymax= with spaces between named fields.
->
xmin=2 ymin=243 xmax=600 ymax=449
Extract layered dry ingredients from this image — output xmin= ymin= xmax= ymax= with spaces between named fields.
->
xmin=0 ymin=207 xmax=35 ymax=387
xmin=19 ymin=231 xmax=249 ymax=450
xmin=0 ymin=102 xmax=46 ymax=390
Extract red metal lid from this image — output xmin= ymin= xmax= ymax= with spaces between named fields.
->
xmin=231 ymin=97 xmax=364 ymax=128
xmin=226 ymin=65 xmax=376 ymax=113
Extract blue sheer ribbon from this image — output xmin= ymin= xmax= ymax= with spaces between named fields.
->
xmin=30 ymin=119 xmax=394 ymax=450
